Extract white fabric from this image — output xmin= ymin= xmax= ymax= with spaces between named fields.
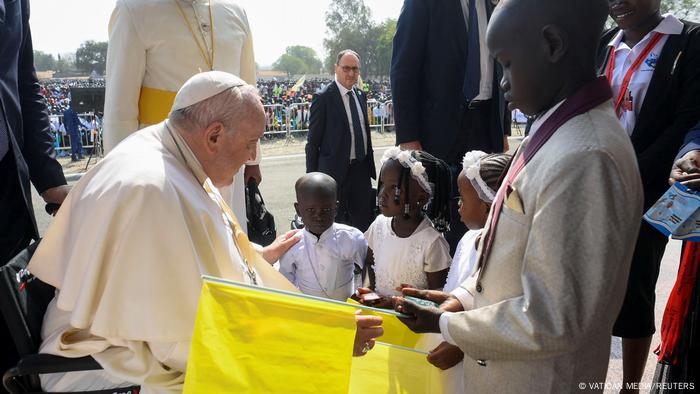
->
xmin=333 ymin=78 xmax=368 ymax=160
xmin=458 ymin=0 xmax=494 ymax=101
xmin=171 ymin=71 xmax=245 ymax=111
xmin=607 ymin=14 xmax=683 ymax=136
xmin=279 ymin=224 xmax=367 ymax=301
xmin=104 ymin=0 xmax=256 ymax=152
xmin=444 ymin=230 xmax=481 ymax=292
xmin=364 ymin=215 xmax=451 ymax=296
xmin=462 ymin=152 xmax=495 ymax=203
xmin=30 ymin=121 xmax=296 ymax=394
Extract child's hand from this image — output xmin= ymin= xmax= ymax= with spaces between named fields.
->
xmin=427 ymin=342 xmax=464 ymax=370
xmin=356 ymin=288 xmax=395 ymax=309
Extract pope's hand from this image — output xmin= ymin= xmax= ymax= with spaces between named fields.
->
xmin=261 ymin=230 xmax=301 ymax=263
xmin=427 ymin=341 xmax=464 ymax=370
xmin=394 ymin=296 xmax=443 ymax=334
xmin=401 ymin=287 xmax=463 ymax=313
xmin=353 ymin=310 xmax=383 ymax=357
xmin=670 ymin=150 xmax=700 ymax=190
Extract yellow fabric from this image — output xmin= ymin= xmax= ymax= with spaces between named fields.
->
xmin=184 ymin=278 xmax=357 ymax=393
xmin=138 ymin=86 xmax=177 ymax=125
xmin=288 ymin=75 xmax=306 ymax=93
xmin=345 ymin=299 xmax=423 ymax=349
xmin=349 ymin=342 xmax=443 ymax=394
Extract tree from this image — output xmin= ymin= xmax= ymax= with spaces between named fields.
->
xmin=272 ymin=46 xmax=323 ymax=76
xmin=34 ymin=50 xmax=56 ymax=71
xmin=323 ymin=0 xmax=396 ymax=79
xmin=75 ymin=40 xmax=108 ymax=75
xmin=273 ymin=53 xmax=308 ymax=77
xmin=662 ymin=0 xmax=700 ymax=19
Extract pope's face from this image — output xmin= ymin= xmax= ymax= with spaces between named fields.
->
xmin=217 ymin=111 xmax=264 ymax=185
xmin=335 ymin=53 xmax=361 ymax=90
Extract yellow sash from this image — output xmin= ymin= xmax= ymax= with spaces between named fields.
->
xmin=138 ymin=86 xmax=177 ymax=125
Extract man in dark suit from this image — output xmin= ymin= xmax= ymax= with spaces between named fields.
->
xmin=390 ymin=0 xmax=509 ymax=252
xmin=306 ymin=50 xmax=376 ymax=232
xmin=1 ymin=0 xmax=70 ymax=384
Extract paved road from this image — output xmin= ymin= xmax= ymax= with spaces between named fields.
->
xmin=31 ymin=142 xmax=676 ymax=390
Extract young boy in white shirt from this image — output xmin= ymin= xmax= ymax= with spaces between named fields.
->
xmin=279 ymin=172 xmax=367 ymax=301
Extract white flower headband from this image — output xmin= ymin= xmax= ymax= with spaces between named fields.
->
xmin=462 ymin=150 xmax=496 ymax=204
xmin=380 ymin=147 xmax=433 ymax=196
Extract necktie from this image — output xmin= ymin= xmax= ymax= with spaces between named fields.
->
xmin=463 ymin=0 xmax=481 ymax=102
xmin=347 ymin=90 xmax=366 ymax=161
xmin=0 ymin=106 xmax=9 ymax=161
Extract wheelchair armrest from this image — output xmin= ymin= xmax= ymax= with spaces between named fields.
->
xmin=15 ymin=354 xmax=102 ymax=375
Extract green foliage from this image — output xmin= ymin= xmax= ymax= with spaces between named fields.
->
xmin=33 ymin=50 xmax=56 ymax=71
xmin=661 ymin=0 xmax=700 ymax=19
xmin=75 ymin=40 xmax=108 ymax=75
xmin=273 ymin=46 xmax=323 ymax=76
xmin=323 ymin=0 xmax=397 ymax=78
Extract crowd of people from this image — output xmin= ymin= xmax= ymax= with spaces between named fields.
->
xmin=3 ymin=0 xmax=700 ymax=393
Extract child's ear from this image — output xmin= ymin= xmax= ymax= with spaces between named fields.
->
xmin=294 ymin=202 xmax=300 ymax=216
xmin=541 ymin=24 xmax=568 ymax=63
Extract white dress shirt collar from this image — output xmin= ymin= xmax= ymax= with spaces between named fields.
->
xmin=528 ymin=100 xmax=565 ymax=138
xmin=607 ymin=13 xmax=684 ymax=50
xmin=304 ymin=224 xmax=335 ymax=245
xmin=334 ymin=76 xmax=355 ymax=96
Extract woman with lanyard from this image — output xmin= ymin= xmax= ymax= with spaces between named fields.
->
xmin=597 ymin=0 xmax=700 ymax=391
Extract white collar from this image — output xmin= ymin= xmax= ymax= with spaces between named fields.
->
xmin=528 ymin=100 xmax=565 ymax=138
xmin=303 ymin=224 xmax=335 ymax=245
xmin=608 ymin=14 xmax=684 ymax=49
xmin=334 ymin=76 xmax=355 ymax=96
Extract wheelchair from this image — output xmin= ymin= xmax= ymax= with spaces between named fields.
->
xmin=0 ymin=243 xmax=139 ymax=394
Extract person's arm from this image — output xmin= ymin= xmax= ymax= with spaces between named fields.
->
xmin=17 ymin=7 xmax=68 ymax=203
xmin=423 ymin=236 xmax=451 ymax=290
xmin=390 ymin=0 xmax=429 ymax=147
xmin=305 ymin=93 xmax=325 ymax=173
xmin=670 ymin=122 xmax=700 ymax=189
xmin=103 ymin=0 xmax=147 ymax=153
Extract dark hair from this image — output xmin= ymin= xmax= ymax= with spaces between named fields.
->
xmin=336 ymin=49 xmax=360 ymax=65
xmin=478 ymin=153 xmax=512 ymax=194
xmin=381 ymin=151 xmax=452 ymax=232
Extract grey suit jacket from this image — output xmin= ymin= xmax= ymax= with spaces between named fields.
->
xmin=445 ymin=101 xmax=643 ymax=393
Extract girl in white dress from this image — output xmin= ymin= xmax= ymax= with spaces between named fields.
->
xmin=428 ymin=151 xmax=511 ymax=394
xmin=360 ymin=148 xmax=453 ymax=308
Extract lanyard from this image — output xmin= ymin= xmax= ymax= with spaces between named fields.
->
xmin=174 ymin=0 xmax=215 ymax=71
xmin=605 ymin=32 xmax=663 ymax=117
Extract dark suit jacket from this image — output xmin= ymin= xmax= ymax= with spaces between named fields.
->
xmin=677 ymin=121 xmax=700 ymax=160
xmin=1 ymin=0 xmax=66 ymax=240
xmin=390 ymin=0 xmax=507 ymax=163
xmin=306 ymin=81 xmax=376 ymax=185
xmin=596 ymin=21 xmax=700 ymax=210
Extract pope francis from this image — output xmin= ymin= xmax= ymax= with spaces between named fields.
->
xmin=28 ymin=72 xmax=383 ymax=393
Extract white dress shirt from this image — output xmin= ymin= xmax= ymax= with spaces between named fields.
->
xmin=607 ymin=14 xmax=683 ymax=136
xmin=459 ymin=0 xmax=494 ymax=101
xmin=279 ymin=223 xmax=367 ymax=301
xmin=334 ymin=77 xmax=368 ymax=160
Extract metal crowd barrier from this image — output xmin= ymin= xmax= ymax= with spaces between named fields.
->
xmin=49 ymin=112 xmax=102 ymax=157
xmin=261 ymin=100 xmax=395 ymax=142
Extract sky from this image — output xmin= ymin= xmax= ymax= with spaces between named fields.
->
xmin=29 ymin=0 xmax=404 ymax=67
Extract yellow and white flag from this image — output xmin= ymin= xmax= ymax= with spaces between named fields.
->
xmin=288 ymin=75 xmax=306 ymax=94
xmin=184 ymin=277 xmax=443 ymax=393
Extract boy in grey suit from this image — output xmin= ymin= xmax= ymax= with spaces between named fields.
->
xmin=393 ymin=0 xmax=644 ymax=392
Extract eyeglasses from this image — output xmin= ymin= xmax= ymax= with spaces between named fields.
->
xmin=339 ymin=65 xmax=361 ymax=74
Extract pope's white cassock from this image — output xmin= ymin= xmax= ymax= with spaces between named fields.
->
xmin=103 ymin=0 xmax=259 ymax=230
xmin=29 ymin=74 xmax=297 ymax=393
